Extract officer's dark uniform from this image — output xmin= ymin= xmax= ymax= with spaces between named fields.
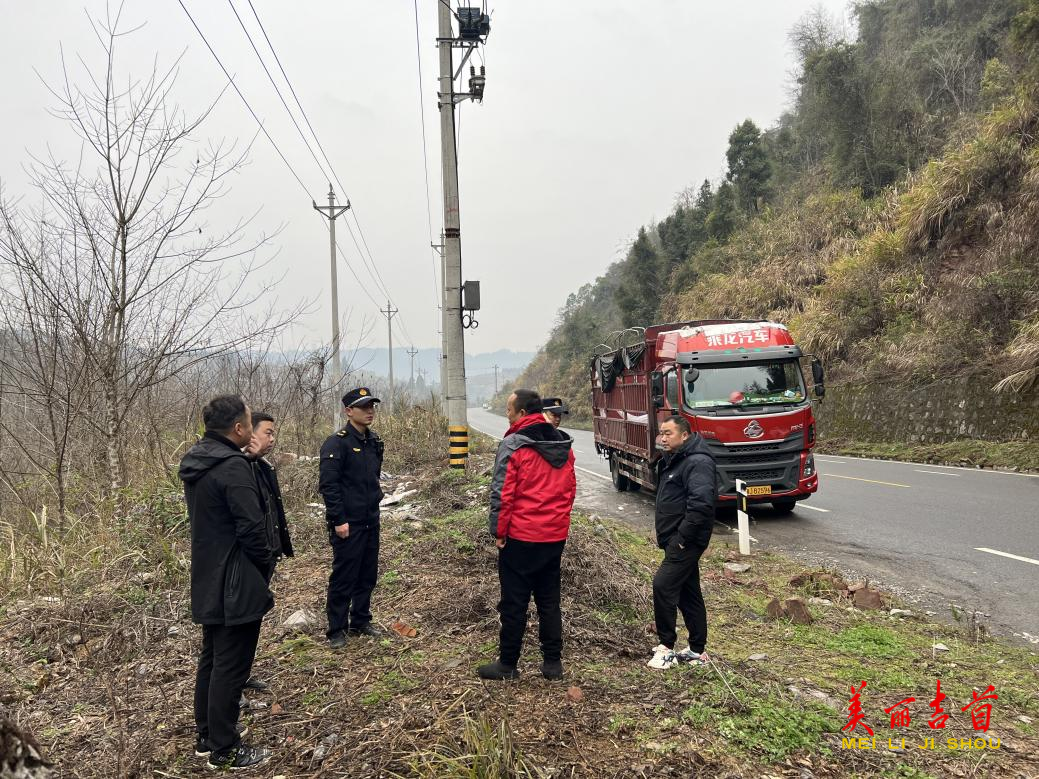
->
xmin=319 ymin=388 xmax=384 ymax=641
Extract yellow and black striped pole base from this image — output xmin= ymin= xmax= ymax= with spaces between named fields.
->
xmin=449 ymin=425 xmax=469 ymax=469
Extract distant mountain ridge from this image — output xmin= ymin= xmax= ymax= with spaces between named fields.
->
xmin=345 ymin=347 xmax=534 ymax=380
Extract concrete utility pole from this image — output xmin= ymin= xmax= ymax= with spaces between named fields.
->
xmin=313 ymin=185 xmax=351 ymax=427
xmin=493 ymin=363 xmax=500 ymax=395
xmin=407 ymin=346 xmax=420 ymax=392
xmin=380 ymin=300 xmax=399 ymax=413
xmin=438 ymin=1 xmax=489 ymax=468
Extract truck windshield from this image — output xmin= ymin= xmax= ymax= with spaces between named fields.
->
xmin=682 ymin=360 xmax=806 ymax=410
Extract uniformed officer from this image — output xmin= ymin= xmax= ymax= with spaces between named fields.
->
xmin=319 ymin=387 xmax=385 ymax=649
xmin=542 ymin=398 xmax=569 ymax=429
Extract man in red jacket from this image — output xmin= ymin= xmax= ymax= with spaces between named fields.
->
xmin=479 ymin=389 xmax=577 ymax=681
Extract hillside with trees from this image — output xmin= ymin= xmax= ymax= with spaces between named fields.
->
xmin=511 ymin=0 xmax=1039 ymax=424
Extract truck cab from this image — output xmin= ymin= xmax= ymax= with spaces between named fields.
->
xmin=592 ymin=320 xmax=822 ymax=513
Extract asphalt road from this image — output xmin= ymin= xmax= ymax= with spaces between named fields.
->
xmin=467 ymin=407 xmax=1039 ymax=645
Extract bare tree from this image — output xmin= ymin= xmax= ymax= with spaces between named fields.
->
xmin=0 ymin=8 xmax=297 ymax=491
xmin=928 ymin=45 xmax=979 ymax=116
xmin=0 ymin=221 xmax=89 ymax=532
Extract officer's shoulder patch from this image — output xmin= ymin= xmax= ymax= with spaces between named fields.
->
xmin=336 ymin=428 xmax=348 ymax=438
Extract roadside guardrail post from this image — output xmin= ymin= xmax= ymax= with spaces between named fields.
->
xmin=735 ymin=479 xmax=751 ymax=556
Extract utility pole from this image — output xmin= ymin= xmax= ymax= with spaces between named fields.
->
xmin=407 ymin=346 xmax=420 ymax=392
xmin=438 ymin=2 xmax=489 ymax=468
xmin=313 ymin=185 xmax=351 ymax=427
xmin=380 ymin=300 xmax=399 ymax=413
xmin=493 ymin=363 xmax=500 ymax=395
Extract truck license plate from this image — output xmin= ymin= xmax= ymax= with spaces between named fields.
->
xmin=746 ymin=485 xmax=772 ymax=496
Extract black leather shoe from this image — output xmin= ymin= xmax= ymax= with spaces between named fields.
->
xmin=477 ymin=660 xmax=520 ymax=680
xmin=328 ymin=631 xmax=348 ymax=650
xmin=347 ymin=623 xmax=382 ymax=638
xmin=541 ymin=659 xmax=564 ymax=680
xmin=244 ymin=676 xmax=269 ymax=692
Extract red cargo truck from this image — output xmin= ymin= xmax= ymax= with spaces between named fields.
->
xmin=591 ymin=320 xmax=824 ymax=513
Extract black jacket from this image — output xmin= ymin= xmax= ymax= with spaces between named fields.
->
xmin=319 ymin=423 xmax=384 ymax=531
xmin=179 ymin=432 xmax=275 ymax=626
xmin=252 ymin=457 xmax=294 ymax=559
xmin=654 ymin=434 xmax=717 ymax=549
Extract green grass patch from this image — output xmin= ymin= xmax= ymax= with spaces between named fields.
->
xmin=824 ymin=624 xmax=910 ymax=660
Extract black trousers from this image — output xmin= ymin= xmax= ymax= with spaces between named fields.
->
xmin=497 ymin=539 xmax=565 ymax=666
xmin=326 ymin=524 xmax=380 ymax=638
xmin=194 ymin=620 xmax=262 ymax=758
xmin=652 ymin=540 xmax=708 ymax=652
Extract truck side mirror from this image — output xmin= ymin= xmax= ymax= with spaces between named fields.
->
xmin=650 ymin=371 xmax=664 ymax=409
xmin=811 ymin=358 xmax=825 ymax=399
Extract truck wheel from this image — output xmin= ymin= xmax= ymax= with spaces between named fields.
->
xmin=771 ymin=499 xmax=797 ymax=515
xmin=610 ymin=455 xmax=630 ymax=492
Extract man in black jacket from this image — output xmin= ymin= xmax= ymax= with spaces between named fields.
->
xmin=247 ymin=411 xmax=294 ymax=573
xmin=319 ymin=387 xmax=384 ymax=649
xmin=242 ymin=411 xmax=294 ymax=693
xmin=648 ymin=415 xmax=717 ymax=671
xmin=179 ymin=395 xmax=274 ymax=770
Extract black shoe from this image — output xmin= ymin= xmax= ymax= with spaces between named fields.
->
xmin=328 ymin=631 xmax=347 ymax=650
xmin=347 ymin=623 xmax=381 ymax=638
xmin=477 ymin=660 xmax=520 ymax=680
xmin=195 ymin=725 xmax=249 ymax=758
xmin=541 ymin=659 xmax=564 ymax=680
xmin=207 ymin=744 xmax=272 ymax=770
xmin=244 ymin=676 xmax=269 ymax=692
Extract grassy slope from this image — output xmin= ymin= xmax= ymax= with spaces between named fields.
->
xmin=2 ymin=459 xmax=1037 ymax=778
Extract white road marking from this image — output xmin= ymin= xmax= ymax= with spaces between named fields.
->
xmin=914 ymin=469 xmax=959 ymax=477
xmin=975 ymin=548 xmax=1039 ymax=567
xmin=576 ymin=465 xmax=611 ymax=482
xmin=816 ymin=458 xmax=846 ymax=464
xmin=798 ymin=504 xmax=831 ymax=513
xmin=815 ymin=453 xmax=1037 ymax=478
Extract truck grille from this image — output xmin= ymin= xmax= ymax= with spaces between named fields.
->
xmin=708 ymin=430 xmax=805 ymax=496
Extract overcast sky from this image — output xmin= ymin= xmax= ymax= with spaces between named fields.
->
xmin=1 ymin=1 xmax=850 ymax=355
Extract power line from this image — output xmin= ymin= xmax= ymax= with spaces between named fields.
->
xmin=413 ymin=0 xmax=442 ymax=335
xmin=175 ymin=0 xmax=314 ymax=199
xmin=243 ymin=0 xmax=417 ymax=337
xmin=228 ymin=0 xmax=397 ymax=309
xmin=225 ymin=0 xmax=334 ymax=186
xmin=180 ymin=0 xmax=387 ymax=316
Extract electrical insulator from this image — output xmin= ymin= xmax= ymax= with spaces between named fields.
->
xmin=469 ymin=65 xmax=486 ymax=102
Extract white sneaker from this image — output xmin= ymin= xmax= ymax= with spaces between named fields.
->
xmin=676 ymin=647 xmax=709 ymax=666
xmin=647 ymin=644 xmax=678 ymax=670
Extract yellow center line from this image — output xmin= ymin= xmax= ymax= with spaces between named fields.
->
xmin=825 ymin=473 xmax=912 ymax=488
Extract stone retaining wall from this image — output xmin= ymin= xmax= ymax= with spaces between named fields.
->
xmin=815 ymin=379 xmax=1039 ymax=443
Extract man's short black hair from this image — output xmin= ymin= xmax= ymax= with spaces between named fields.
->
xmin=511 ymin=388 xmax=542 ymax=414
xmin=252 ymin=411 xmax=275 ymax=426
xmin=203 ymin=395 xmax=248 ymax=433
xmin=663 ymin=414 xmax=691 ymax=435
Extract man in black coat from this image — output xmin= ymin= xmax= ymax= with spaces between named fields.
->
xmin=247 ymin=411 xmax=294 ymax=573
xmin=319 ymin=387 xmax=385 ymax=649
xmin=647 ymin=415 xmax=717 ymax=671
xmin=241 ymin=411 xmax=294 ymax=693
xmin=179 ymin=395 xmax=274 ymax=770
